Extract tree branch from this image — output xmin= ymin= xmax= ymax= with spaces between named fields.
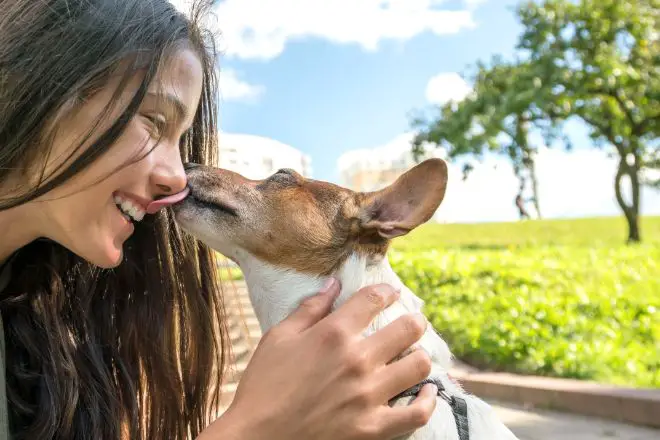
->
xmin=578 ymin=113 xmax=626 ymax=156
xmin=580 ymin=83 xmax=640 ymax=134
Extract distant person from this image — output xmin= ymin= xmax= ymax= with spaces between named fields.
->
xmin=515 ymin=194 xmax=531 ymax=220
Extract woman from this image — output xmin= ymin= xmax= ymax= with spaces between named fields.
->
xmin=0 ymin=1 xmax=437 ymax=439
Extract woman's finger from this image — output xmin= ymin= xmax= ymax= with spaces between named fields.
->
xmin=376 ymin=348 xmax=433 ymax=403
xmin=380 ymin=383 xmax=438 ymax=439
xmin=361 ymin=313 xmax=427 ymax=365
xmin=276 ymin=278 xmax=340 ymax=334
xmin=319 ymin=283 xmax=400 ymax=336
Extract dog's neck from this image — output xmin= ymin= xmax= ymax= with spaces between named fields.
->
xmin=232 ymin=249 xmax=453 ymax=370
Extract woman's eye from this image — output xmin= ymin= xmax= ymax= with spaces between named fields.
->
xmin=144 ymin=114 xmax=166 ymax=138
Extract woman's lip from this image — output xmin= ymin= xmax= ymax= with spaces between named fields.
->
xmin=146 ymin=187 xmax=191 ymax=214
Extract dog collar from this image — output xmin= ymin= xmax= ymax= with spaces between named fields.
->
xmin=392 ymin=377 xmax=470 ymax=440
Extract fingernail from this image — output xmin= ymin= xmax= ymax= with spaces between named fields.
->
xmin=320 ymin=277 xmax=337 ymax=294
xmin=375 ymin=284 xmax=398 ymax=297
xmin=414 ymin=313 xmax=427 ymax=325
xmin=430 ymin=383 xmax=439 ymax=395
xmin=412 ymin=313 xmax=428 ymax=333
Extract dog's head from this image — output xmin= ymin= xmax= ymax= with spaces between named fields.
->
xmin=174 ymin=159 xmax=448 ymax=275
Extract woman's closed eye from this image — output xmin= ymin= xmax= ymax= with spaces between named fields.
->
xmin=142 ymin=113 xmax=167 ymax=138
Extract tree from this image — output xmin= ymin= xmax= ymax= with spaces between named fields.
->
xmin=411 ymin=57 xmax=555 ymax=219
xmin=516 ymin=0 xmax=660 ymax=242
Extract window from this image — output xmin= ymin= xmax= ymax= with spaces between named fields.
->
xmin=263 ymin=157 xmax=273 ymax=171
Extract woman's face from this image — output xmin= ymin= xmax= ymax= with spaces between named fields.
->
xmin=27 ymin=48 xmax=204 ymax=268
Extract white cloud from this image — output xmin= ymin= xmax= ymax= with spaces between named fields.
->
xmin=218 ymin=69 xmax=264 ymax=102
xmin=337 ymin=134 xmax=660 ymax=223
xmin=171 ymin=0 xmax=478 ymax=61
xmin=425 ymin=72 xmax=473 ymax=105
xmin=464 ymin=0 xmax=488 ymax=8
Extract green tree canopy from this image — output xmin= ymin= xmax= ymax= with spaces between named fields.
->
xmin=413 ymin=0 xmax=659 ymax=242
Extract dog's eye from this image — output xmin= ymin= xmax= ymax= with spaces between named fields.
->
xmin=264 ymin=168 xmax=298 ymax=186
xmin=275 ymin=168 xmax=295 ymax=176
xmin=270 ymin=169 xmax=297 ymax=181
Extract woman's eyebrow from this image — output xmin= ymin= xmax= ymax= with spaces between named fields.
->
xmin=144 ymin=91 xmax=189 ymax=122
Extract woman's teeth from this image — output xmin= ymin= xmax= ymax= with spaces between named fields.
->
xmin=113 ymin=195 xmax=146 ymax=222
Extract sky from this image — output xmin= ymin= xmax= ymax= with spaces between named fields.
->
xmin=171 ymin=0 xmax=660 ymax=223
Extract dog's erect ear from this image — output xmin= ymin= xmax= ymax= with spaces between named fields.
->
xmin=359 ymin=158 xmax=448 ymax=239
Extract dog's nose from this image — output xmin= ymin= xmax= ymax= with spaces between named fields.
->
xmin=184 ymin=162 xmax=200 ymax=171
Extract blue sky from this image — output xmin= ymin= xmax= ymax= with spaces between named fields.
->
xmin=172 ymin=0 xmax=660 ymax=222
xmin=216 ymin=0 xmax=523 ymax=183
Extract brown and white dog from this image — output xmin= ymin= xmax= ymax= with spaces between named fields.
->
xmin=173 ymin=159 xmax=519 ymax=440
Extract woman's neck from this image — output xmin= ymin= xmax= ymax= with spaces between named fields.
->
xmin=0 ymin=203 xmax=40 ymax=264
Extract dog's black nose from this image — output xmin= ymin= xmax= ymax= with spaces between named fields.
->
xmin=184 ymin=162 xmax=200 ymax=171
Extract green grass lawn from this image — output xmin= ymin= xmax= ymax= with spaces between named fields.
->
xmin=217 ymin=264 xmax=245 ymax=281
xmin=390 ymin=216 xmax=660 ymax=389
xmin=392 ymin=215 xmax=660 ymax=252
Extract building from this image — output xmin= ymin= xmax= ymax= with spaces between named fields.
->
xmin=337 ymin=133 xmax=447 ymax=222
xmin=337 ymin=133 xmax=444 ymax=192
xmin=218 ymin=132 xmax=312 ymax=179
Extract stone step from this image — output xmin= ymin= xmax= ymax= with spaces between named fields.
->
xmin=224 ymin=359 xmax=250 ymax=384
xmin=228 ymin=327 xmax=244 ymax=345
xmin=225 ymin=316 xmax=261 ymax=332
xmin=228 ymin=310 xmax=256 ymax=319
xmin=217 ymin=281 xmax=261 ymax=413
xmin=226 ymin=299 xmax=255 ymax=310
xmin=219 ymin=382 xmax=238 ymax=408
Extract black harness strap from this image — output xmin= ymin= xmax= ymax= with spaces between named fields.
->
xmin=393 ymin=377 xmax=470 ymax=440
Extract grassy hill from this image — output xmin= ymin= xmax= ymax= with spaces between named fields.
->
xmin=392 ymin=215 xmax=660 ymax=252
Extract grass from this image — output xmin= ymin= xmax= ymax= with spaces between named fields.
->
xmin=392 ymin=215 xmax=660 ymax=252
xmin=389 ymin=216 xmax=660 ymax=389
xmin=217 ymin=263 xmax=245 ymax=281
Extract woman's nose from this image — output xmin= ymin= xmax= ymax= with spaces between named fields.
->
xmin=151 ymin=155 xmax=187 ymax=195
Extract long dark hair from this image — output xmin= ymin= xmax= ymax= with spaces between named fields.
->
xmin=0 ymin=1 xmax=228 ymax=439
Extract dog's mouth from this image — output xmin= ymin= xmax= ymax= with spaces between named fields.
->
xmin=187 ymin=190 xmax=239 ymax=217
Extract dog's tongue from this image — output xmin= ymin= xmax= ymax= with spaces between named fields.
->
xmin=146 ymin=187 xmax=190 ymax=214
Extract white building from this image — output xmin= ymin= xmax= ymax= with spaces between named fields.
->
xmin=337 ymin=133 xmax=447 ymax=222
xmin=337 ymin=132 xmax=444 ymax=192
xmin=218 ymin=132 xmax=312 ymax=179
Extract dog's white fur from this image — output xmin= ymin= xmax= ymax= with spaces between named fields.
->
xmin=222 ymin=245 xmax=519 ymax=440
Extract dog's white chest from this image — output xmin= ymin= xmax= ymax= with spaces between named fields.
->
xmin=238 ymin=251 xmax=519 ymax=440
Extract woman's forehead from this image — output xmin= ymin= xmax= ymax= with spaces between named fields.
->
xmin=146 ymin=49 xmax=203 ymax=122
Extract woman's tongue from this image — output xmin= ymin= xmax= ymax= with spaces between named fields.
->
xmin=146 ymin=187 xmax=190 ymax=214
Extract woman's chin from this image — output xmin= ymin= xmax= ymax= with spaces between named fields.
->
xmin=103 ymin=249 xmax=124 ymax=268
xmin=90 ymin=245 xmax=124 ymax=269
xmin=87 ymin=235 xmax=126 ymax=269
xmin=61 ymin=220 xmax=134 ymax=269
xmin=97 ymin=219 xmax=134 ymax=268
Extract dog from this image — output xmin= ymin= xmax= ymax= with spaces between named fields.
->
xmin=173 ymin=159 xmax=519 ymax=440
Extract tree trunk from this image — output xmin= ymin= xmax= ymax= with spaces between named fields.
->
xmin=614 ymin=157 xmax=641 ymax=243
xmin=517 ymin=116 xmax=542 ymax=219
xmin=527 ymin=156 xmax=542 ymax=219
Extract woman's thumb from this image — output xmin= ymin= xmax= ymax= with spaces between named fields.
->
xmin=278 ymin=277 xmax=340 ymax=334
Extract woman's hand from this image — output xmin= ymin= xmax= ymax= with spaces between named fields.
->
xmin=199 ymin=279 xmax=436 ymax=440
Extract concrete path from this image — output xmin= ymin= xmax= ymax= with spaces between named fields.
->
xmin=490 ymin=400 xmax=659 ymax=439
xmin=220 ymin=280 xmax=660 ymax=439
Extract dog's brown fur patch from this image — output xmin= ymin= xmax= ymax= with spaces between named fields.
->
xmin=183 ymin=159 xmax=447 ymax=276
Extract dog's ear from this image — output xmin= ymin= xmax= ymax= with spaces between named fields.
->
xmin=358 ymin=158 xmax=448 ymax=239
